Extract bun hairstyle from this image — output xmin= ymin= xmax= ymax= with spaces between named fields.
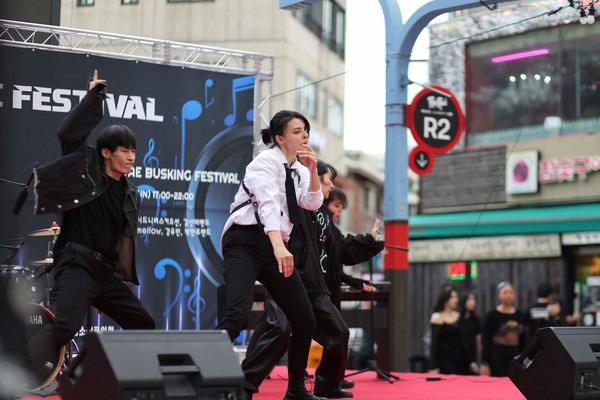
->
xmin=261 ymin=110 xmax=310 ymax=146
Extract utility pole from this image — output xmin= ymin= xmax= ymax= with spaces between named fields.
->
xmin=281 ymin=0 xmax=518 ymax=371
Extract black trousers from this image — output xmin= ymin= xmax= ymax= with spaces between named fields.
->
xmin=216 ymin=224 xmax=315 ymax=389
xmin=243 ymin=291 xmax=349 ymax=394
xmin=27 ymin=245 xmax=155 ymax=377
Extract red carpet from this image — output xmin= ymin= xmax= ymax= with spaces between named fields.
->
xmin=255 ymin=366 xmax=525 ymax=400
xmin=19 ymin=366 xmax=525 ymax=400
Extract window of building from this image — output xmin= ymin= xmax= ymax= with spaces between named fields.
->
xmin=122 ymin=0 xmax=139 ymax=4
xmin=292 ymin=0 xmax=345 ymax=59
xmin=296 ymin=72 xmax=316 ymax=119
xmin=327 ymin=96 xmax=343 ymax=137
xmin=77 ymin=0 xmax=94 ymax=6
xmin=466 ymin=23 xmax=600 ymax=141
xmin=319 ymin=89 xmax=329 ymax=127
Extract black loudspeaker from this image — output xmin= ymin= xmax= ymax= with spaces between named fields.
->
xmin=508 ymin=327 xmax=600 ymax=400
xmin=59 ymin=330 xmax=245 ymax=400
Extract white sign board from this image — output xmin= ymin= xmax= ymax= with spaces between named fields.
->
xmin=409 ymin=234 xmax=561 ymax=262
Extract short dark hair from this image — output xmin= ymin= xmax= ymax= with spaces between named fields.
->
xmin=260 ymin=110 xmax=310 ymax=146
xmin=96 ymin=124 xmax=137 ymax=156
xmin=317 ymin=160 xmax=338 ymax=180
xmin=536 ymin=282 xmax=553 ymax=298
xmin=325 ymin=187 xmax=347 ymax=209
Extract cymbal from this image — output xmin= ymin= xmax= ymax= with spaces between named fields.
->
xmin=29 ymin=226 xmax=60 ymax=237
xmin=27 ymin=257 xmax=54 ymax=267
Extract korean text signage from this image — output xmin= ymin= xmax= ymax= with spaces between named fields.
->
xmin=409 ymin=234 xmax=561 ymax=262
xmin=406 ymin=86 xmax=465 ymax=175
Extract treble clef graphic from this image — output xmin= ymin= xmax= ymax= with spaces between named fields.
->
xmin=187 ymin=275 xmax=206 ymax=328
xmin=143 ymin=138 xmax=160 ymax=168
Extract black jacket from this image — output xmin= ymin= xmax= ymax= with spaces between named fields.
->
xmin=324 ymin=208 xmax=384 ymax=308
xmin=33 ymin=85 xmax=141 ymax=284
xmin=287 ymin=208 xmax=330 ymax=297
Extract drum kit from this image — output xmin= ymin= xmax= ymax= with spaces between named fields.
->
xmin=0 ymin=222 xmax=69 ymax=392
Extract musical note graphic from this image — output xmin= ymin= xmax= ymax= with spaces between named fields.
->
xmin=143 ymin=138 xmax=159 ymax=168
xmin=224 ymin=75 xmax=255 ymax=127
xmin=154 ymin=258 xmax=185 ymax=316
xmin=204 ymin=79 xmax=214 ymax=108
xmin=180 ymin=100 xmax=203 ymax=169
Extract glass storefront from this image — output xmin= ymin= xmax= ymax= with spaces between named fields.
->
xmin=575 ymin=252 xmax=600 ymax=326
xmin=466 ymin=22 xmax=600 ymax=141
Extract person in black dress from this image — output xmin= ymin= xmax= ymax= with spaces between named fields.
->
xmin=428 ymin=288 xmax=476 ymax=375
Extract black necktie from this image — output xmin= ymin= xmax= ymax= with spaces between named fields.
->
xmin=284 ymin=164 xmax=301 ymax=225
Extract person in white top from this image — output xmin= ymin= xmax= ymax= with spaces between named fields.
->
xmin=217 ymin=110 xmax=325 ymax=400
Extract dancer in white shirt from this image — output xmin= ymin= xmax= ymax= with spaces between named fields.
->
xmin=217 ymin=110 xmax=325 ymax=400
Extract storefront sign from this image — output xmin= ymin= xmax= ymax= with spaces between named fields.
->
xmin=506 ymin=150 xmax=539 ymax=194
xmin=539 ymin=155 xmax=600 ymax=183
xmin=409 ymin=234 xmax=561 ymax=262
xmin=562 ymin=231 xmax=600 ymax=245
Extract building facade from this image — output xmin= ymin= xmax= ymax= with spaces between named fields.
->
xmin=407 ymin=0 xmax=600 ymax=360
xmin=59 ymin=0 xmax=347 ymax=167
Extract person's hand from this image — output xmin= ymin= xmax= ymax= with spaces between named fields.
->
xmin=480 ymin=364 xmax=490 ymax=376
xmin=88 ymin=69 xmax=107 ymax=91
xmin=296 ymin=144 xmax=317 ymax=172
xmin=428 ymin=368 xmax=440 ymax=374
xmin=371 ymin=218 xmax=381 ymax=240
xmin=272 ymin=244 xmax=294 ymax=278
xmin=470 ymin=362 xmax=479 ymax=374
xmin=361 ymin=282 xmax=376 ymax=293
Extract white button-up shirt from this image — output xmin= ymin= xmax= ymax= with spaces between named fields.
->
xmin=222 ymin=146 xmax=323 ymax=242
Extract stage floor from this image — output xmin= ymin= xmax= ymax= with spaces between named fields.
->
xmin=19 ymin=365 xmax=526 ymax=400
xmin=254 ymin=366 xmax=526 ymax=400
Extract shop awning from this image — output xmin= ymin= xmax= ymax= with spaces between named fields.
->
xmin=409 ymin=203 xmax=600 ymax=239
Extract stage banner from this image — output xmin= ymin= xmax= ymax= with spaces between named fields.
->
xmin=0 ymin=45 xmax=255 ymax=332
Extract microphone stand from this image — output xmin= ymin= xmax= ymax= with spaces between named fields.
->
xmin=345 ymin=257 xmax=400 ymax=383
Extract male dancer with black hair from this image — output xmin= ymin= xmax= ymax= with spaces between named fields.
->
xmin=26 ymin=70 xmax=155 ymax=387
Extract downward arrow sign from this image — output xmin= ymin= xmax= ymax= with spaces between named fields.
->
xmin=417 ymin=153 xmax=428 ymax=168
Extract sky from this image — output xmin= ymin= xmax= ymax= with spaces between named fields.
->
xmin=343 ymin=0 xmax=438 ymax=155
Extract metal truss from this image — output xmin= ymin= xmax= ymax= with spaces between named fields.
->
xmin=0 ymin=19 xmax=273 ymax=77
xmin=0 ymin=18 xmax=274 ymax=151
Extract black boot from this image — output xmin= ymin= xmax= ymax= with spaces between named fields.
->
xmin=340 ymin=380 xmax=354 ymax=389
xmin=283 ymin=384 xmax=327 ymax=400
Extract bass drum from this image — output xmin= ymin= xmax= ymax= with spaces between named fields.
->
xmin=22 ymin=302 xmax=66 ymax=391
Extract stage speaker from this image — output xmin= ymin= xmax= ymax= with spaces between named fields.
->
xmin=508 ymin=327 xmax=600 ymax=400
xmin=59 ymin=330 xmax=245 ymax=400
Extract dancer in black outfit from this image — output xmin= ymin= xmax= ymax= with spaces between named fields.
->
xmin=217 ymin=110 xmax=324 ymax=400
xmin=322 ymin=187 xmax=382 ymax=310
xmin=26 ymin=70 xmax=155 ymax=387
